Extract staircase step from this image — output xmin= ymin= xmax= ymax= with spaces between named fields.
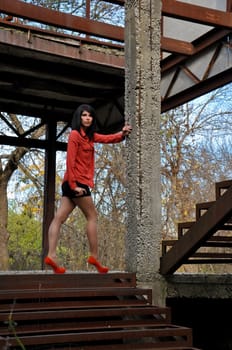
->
xmin=162 ymin=237 xmax=232 ymax=257
xmin=0 ymin=273 xmax=198 ymax=350
xmin=0 ymin=286 xmax=153 ymax=313
xmin=0 ymin=287 xmax=152 ymax=307
xmin=203 ymin=236 xmax=232 ymax=247
xmin=0 ymin=345 xmax=200 ymax=350
xmin=215 ymin=180 xmax=232 ymax=199
xmin=0 ymin=287 xmax=153 ymax=302
xmin=0 ymin=345 xmax=198 ymax=350
xmin=185 ymin=259 xmax=232 ymax=264
xmin=178 ymin=222 xmax=195 ymax=238
xmin=195 ymin=201 xmax=215 ymax=220
xmin=0 ymin=272 xmax=136 ymax=290
xmin=191 ymin=252 xmax=232 ymax=259
xmin=196 ymin=201 xmax=232 ymax=224
xmin=178 ymin=220 xmax=232 ymax=241
xmin=0 ymin=326 xmax=193 ymax=349
xmin=0 ymin=306 xmax=171 ymax=335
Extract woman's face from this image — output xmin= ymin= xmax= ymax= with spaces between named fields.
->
xmin=81 ymin=110 xmax=93 ymax=129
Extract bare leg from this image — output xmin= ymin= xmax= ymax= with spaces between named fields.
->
xmin=74 ymin=195 xmax=108 ymax=273
xmin=46 ymin=194 xmax=108 ymax=273
xmin=73 ymin=196 xmax=98 ymax=258
xmin=47 ymin=196 xmax=75 ymax=261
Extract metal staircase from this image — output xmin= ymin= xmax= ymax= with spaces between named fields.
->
xmin=160 ymin=180 xmax=232 ymax=275
xmin=0 ymin=272 xmax=200 ymax=349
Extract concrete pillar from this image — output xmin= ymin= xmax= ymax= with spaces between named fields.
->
xmin=125 ymin=0 xmax=165 ymax=305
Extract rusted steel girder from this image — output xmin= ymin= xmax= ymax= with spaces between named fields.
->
xmin=161 ymin=68 xmax=232 ymax=113
xmin=162 ymin=0 xmax=232 ymax=29
xmin=0 ymin=23 xmax=124 ymax=69
xmin=0 ymin=0 xmax=124 ymax=42
xmin=1 ymin=1 xmax=231 ymax=56
xmin=228 ymin=0 xmax=232 ymax=11
xmin=161 ymin=28 xmax=232 ymax=72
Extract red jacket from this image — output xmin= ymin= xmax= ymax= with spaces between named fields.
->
xmin=63 ymin=128 xmax=124 ymax=189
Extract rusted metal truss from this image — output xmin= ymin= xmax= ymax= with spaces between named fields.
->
xmin=161 ymin=0 xmax=232 ymax=112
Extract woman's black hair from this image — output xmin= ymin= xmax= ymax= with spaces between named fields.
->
xmin=71 ymin=104 xmax=96 ymax=140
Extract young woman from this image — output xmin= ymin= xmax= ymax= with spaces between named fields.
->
xmin=44 ymin=104 xmax=132 ymax=273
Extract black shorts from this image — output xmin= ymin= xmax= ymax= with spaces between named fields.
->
xmin=62 ymin=181 xmax=91 ymax=198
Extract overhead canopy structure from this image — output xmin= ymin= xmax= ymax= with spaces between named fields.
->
xmin=161 ymin=0 xmax=232 ymax=112
xmin=0 ymin=0 xmax=231 ymax=132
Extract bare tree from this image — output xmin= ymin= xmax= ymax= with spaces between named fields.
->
xmin=0 ymin=113 xmax=45 ymax=270
xmin=161 ymin=87 xmax=232 ymax=241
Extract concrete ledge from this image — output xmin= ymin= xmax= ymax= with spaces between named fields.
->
xmin=165 ymin=274 xmax=232 ymax=299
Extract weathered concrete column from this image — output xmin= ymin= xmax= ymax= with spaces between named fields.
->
xmin=125 ymin=0 xmax=165 ymax=305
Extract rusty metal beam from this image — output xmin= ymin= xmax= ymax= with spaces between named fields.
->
xmin=161 ymin=68 xmax=232 ymax=113
xmin=1 ymin=1 xmax=231 ymax=55
xmin=0 ymin=0 xmax=231 ymax=117
xmin=227 ymin=0 xmax=232 ymax=11
xmin=0 ymin=13 xmax=228 ymax=64
xmin=160 ymin=185 xmax=232 ymax=275
xmin=0 ymin=24 xmax=124 ymax=69
xmin=0 ymin=0 xmax=124 ymax=42
xmin=162 ymin=0 xmax=232 ymax=29
xmin=161 ymin=37 xmax=194 ymax=55
xmin=161 ymin=28 xmax=231 ymax=72
xmin=0 ymin=19 xmax=124 ymax=50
